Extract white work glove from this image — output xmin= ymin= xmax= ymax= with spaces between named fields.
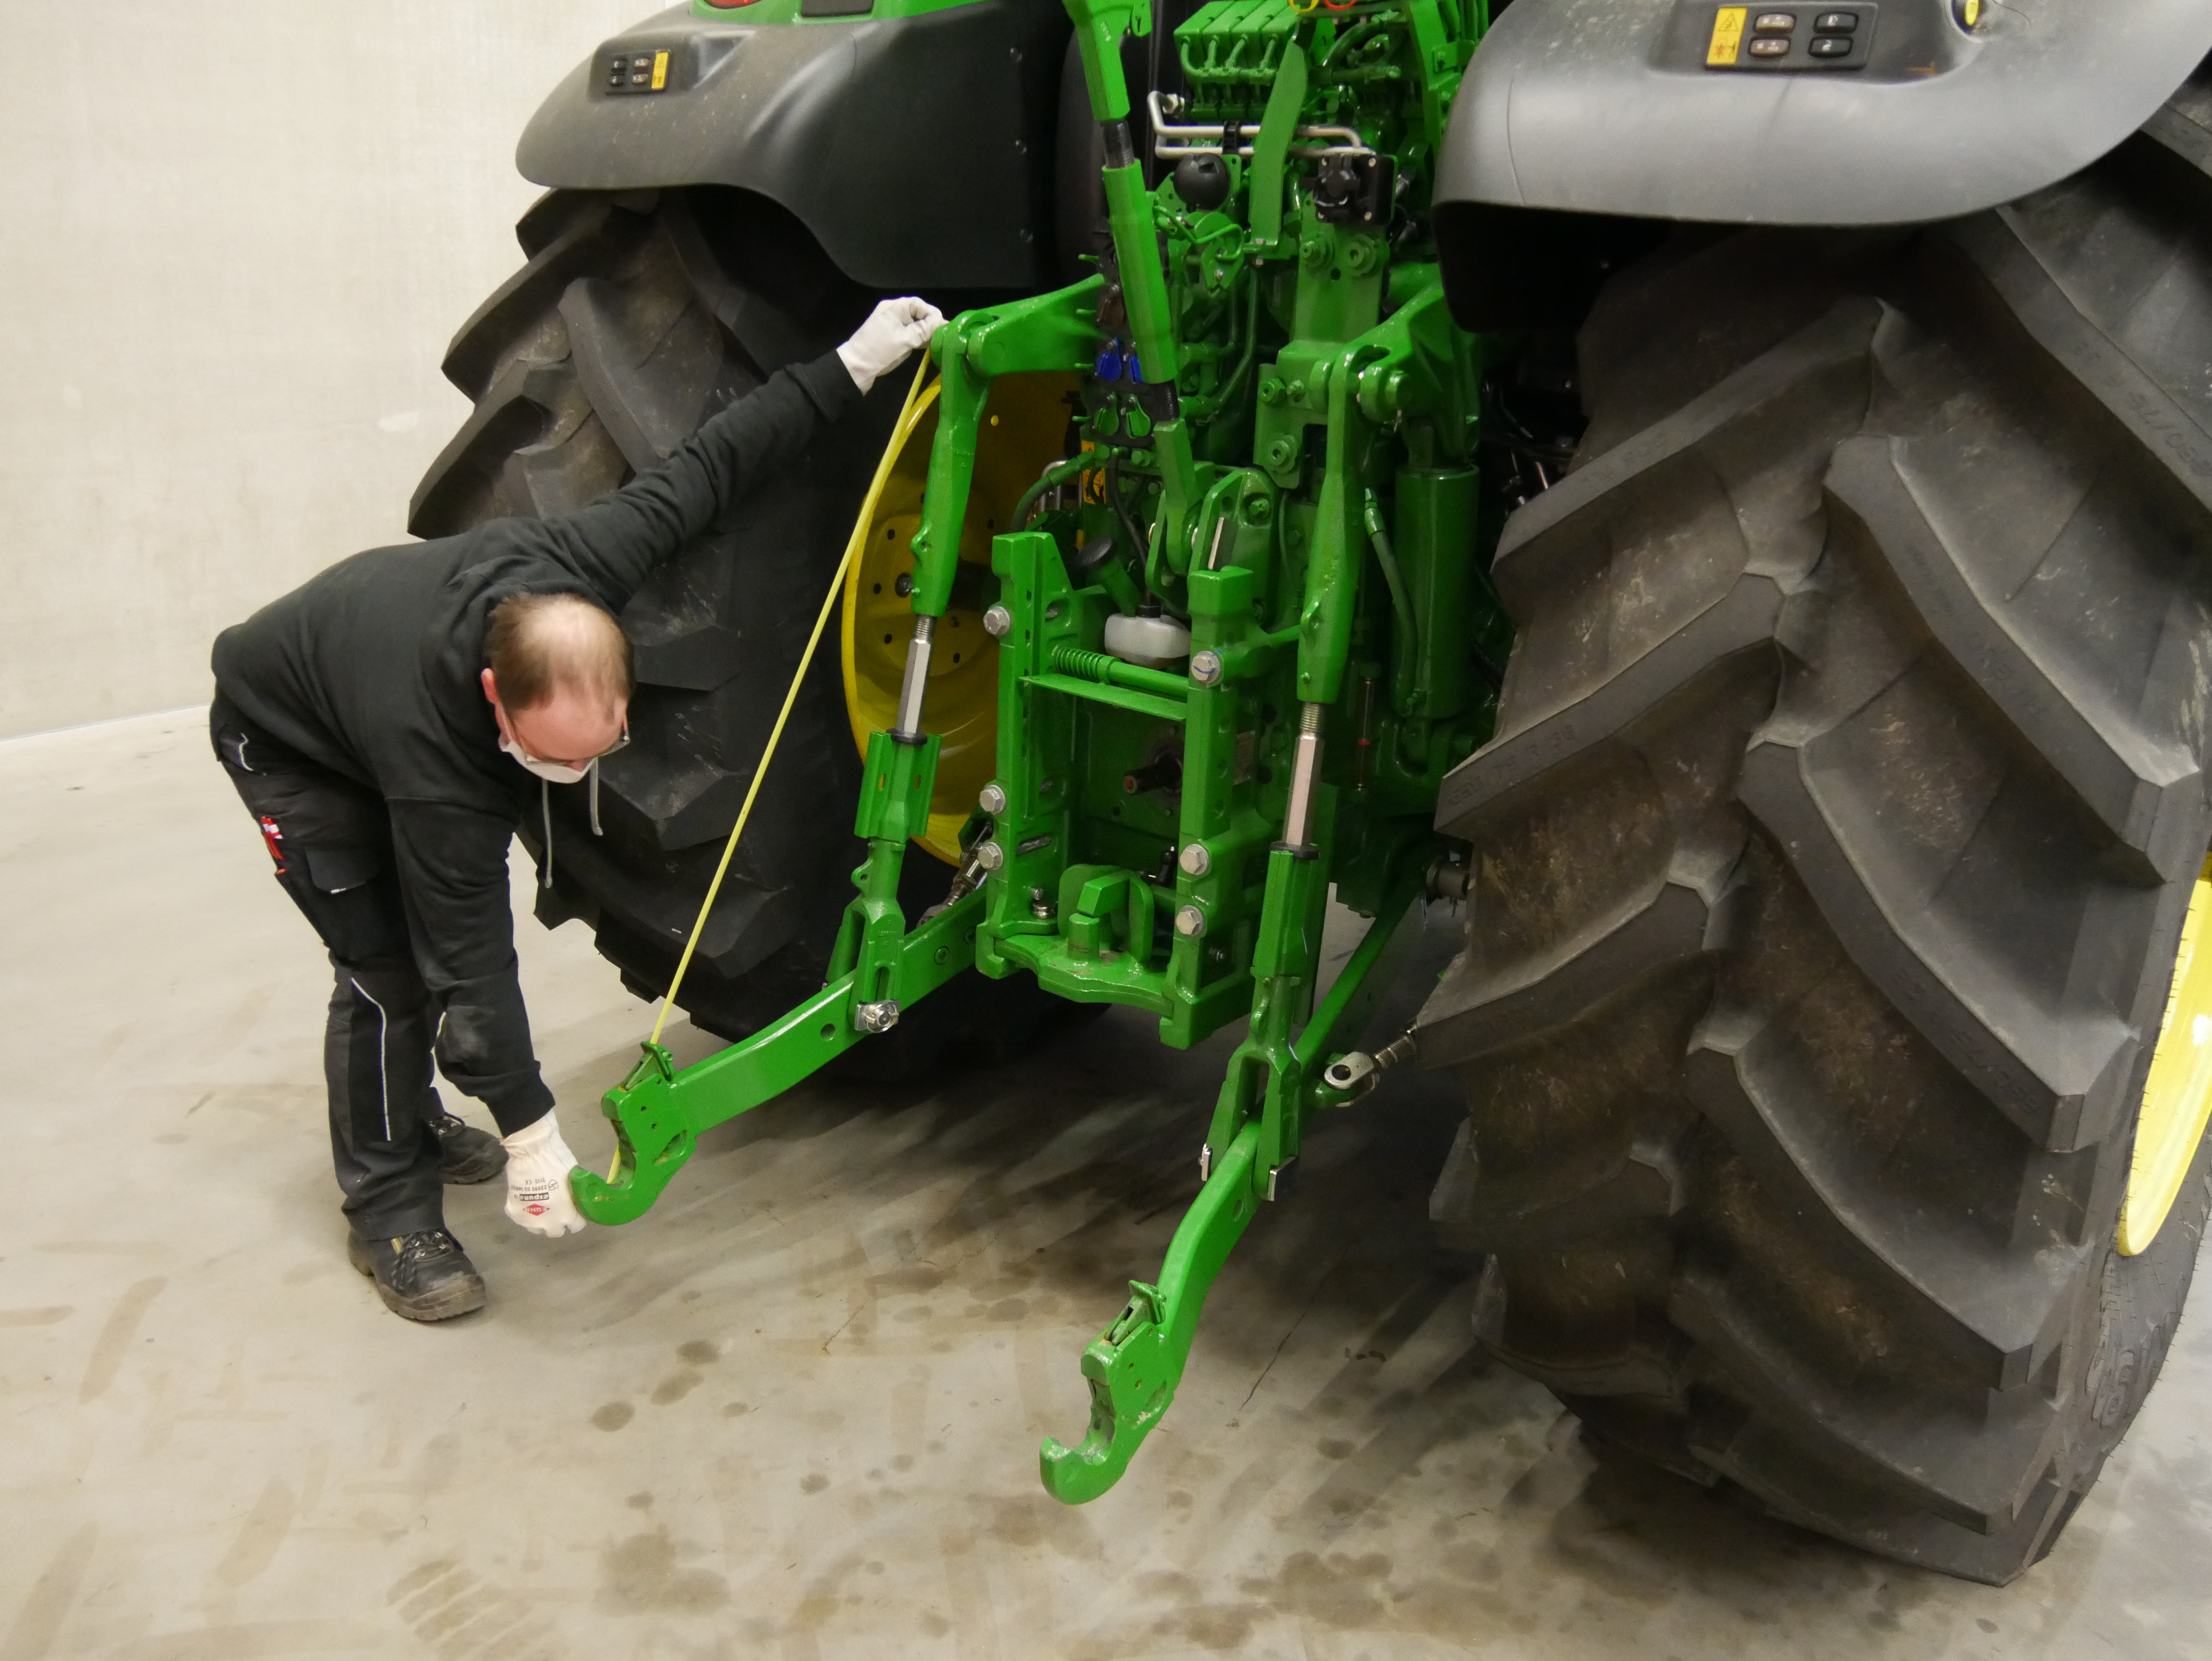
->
xmin=837 ymin=296 xmax=946 ymax=395
xmin=502 ymin=1111 xmax=588 ymax=1238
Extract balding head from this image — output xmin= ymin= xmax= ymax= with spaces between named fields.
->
xmin=480 ymin=593 xmax=632 ymax=768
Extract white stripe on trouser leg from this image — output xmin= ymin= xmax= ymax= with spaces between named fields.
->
xmin=348 ymin=977 xmax=394 ymax=1141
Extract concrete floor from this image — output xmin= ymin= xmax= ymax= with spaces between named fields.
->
xmin=5 ymin=711 xmax=2212 ymax=1661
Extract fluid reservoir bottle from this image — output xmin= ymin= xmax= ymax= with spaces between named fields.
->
xmin=1103 ymin=603 xmax=1191 ymax=670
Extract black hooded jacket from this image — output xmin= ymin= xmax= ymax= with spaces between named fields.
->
xmin=211 ymin=352 xmax=862 ymax=1132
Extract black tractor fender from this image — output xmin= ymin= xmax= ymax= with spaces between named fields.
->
xmin=516 ymin=0 xmax=1072 ymax=291
xmin=1435 ymin=0 xmax=2212 ymax=227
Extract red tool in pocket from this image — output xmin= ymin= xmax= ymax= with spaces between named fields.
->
xmin=257 ymin=815 xmax=288 ymax=874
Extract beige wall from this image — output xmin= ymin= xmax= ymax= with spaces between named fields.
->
xmin=0 ymin=0 xmax=652 ymax=738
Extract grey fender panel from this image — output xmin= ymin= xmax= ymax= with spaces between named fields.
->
xmin=518 ymin=1 xmax=1069 ymax=290
xmin=1437 ymin=0 xmax=2212 ymax=225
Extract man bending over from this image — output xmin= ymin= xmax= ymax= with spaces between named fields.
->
xmin=209 ymin=298 xmax=942 ymax=1320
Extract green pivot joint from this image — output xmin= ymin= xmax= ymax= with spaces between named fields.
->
xmin=834 ymin=729 xmax=943 ymax=1015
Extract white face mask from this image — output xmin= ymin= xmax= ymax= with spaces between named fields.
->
xmin=499 ymin=732 xmax=592 ymax=785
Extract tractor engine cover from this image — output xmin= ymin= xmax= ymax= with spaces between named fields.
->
xmin=516 ymin=0 xmax=1069 ymax=291
xmin=1435 ymin=0 xmax=2212 ymax=228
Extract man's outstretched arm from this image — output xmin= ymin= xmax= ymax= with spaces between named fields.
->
xmin=538 ymin=297 xmax=943 ymax=608
xmin=385 ymin=801 xmax=553 ymax=1135
xmin=386 ymin=801 xmax=595 ymax=1239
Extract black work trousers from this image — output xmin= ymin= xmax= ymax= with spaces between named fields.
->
xmin=211 ymin=697 xmax=448 ymax=1239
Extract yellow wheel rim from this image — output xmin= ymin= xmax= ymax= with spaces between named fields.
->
xmin=2120 ymin=857 xmax=2212 ymax=1255
xmin=839 ymin=372 xmax=1075 ymax=864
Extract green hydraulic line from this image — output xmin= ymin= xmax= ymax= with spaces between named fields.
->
xmin=1180 ymin=268 xmax=1262 ymax=427
xmin=1014 ymin=454 xmax=1092 ymax=529
xmin=1362 ymin=489 xmax=1420 ymax=717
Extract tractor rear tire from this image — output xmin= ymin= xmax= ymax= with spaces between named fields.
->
xmin=412 ymin=186 xmax=1060 ymax=1068
xmin=1421 ymin=112 xmax=2212 ymax=1582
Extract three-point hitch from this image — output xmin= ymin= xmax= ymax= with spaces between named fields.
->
xmin=572 ymin=0 xmax=1506 ymax=1505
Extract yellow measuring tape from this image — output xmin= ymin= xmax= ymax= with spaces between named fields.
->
xmin=643 ymin=352 xmax=937 ymax=1051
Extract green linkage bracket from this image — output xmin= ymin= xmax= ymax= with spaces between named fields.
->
xmin=1063 ymin=0 xmax=1148 ymax=120
xmin=834 ymin=729 xmax=942 ymax=1000
xmin=1038 ymin=844 xmax=1321 ymax=1506
xmin=570 ymin=890 xmax=986 ymax=1225
xmin=1247 ymin=41 xmax=1307 ymax=255
xmin=1040 ymin=1121 xmax=1261 ymax=1503
xmin=912 ymin=280 xmax=1102 ymax=617
xmin=1039 ymin=857 xmax=1430 ymax=1501
xmin=1293 ymin=863 xmax=1428 ymax=1081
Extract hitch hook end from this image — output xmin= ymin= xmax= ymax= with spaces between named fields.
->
xmin=568 ymin=1041 xmax=696 ymax=1226
xmin=1039 ymin=1281 xmax=1175 ymax=1504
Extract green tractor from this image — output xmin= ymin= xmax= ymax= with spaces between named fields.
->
xmin=413 ymin=0 xmax=2212 ymax=1584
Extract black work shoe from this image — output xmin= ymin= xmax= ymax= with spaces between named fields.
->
xmin=432 ymin=1112 xmax=507 ymax=1184
xmin=347 ymin=1228 xmax=487 ymax=1322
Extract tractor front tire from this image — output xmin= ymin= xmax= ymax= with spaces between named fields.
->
xmin=1422 ymin=111 xmax=2212 ymax=1582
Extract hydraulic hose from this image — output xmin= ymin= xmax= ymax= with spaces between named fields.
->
xmin=1014 ymin=454 xmax=1092 ymax=529
xmin=1105 ymin=453 xmax=1149 ymax=586
xmin=1361 ymin=489 xmax=1419 ymax=715
xmin=642 ymin=354 xmax=935 ymax=1052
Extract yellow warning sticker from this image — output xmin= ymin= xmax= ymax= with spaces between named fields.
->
xmin=1707 ymin=6 xmax=1747 ymax=65
xmin=651 ymin=50 xmax=669 ymax=90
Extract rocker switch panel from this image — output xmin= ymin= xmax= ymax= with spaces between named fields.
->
xmin=1703 ymin=3 xmax=1877 ymax=70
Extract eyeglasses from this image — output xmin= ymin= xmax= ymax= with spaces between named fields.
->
xmin=513 ymin=721 xmax=630 ymax=771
